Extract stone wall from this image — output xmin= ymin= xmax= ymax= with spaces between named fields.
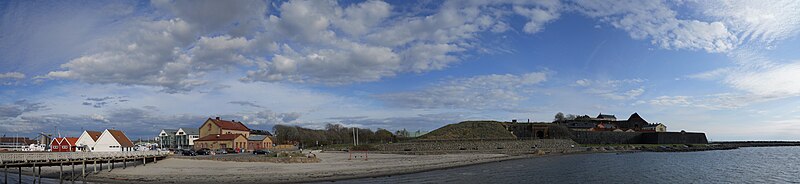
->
xmin=570 ymin=131 xmax=643 ymax=144
xmin=640 ymin=132 xmax=708 ymax=144
xmin=373 ymin=139 xmax=577 ymax=152
xmin=571 ymin=131 xmax=708 ymax=144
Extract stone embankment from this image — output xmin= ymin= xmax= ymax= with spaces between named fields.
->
xmin=372 ymin=139 xmax=581 ymax=154
xmin=636 ymin=145 xmax=738 ymax=152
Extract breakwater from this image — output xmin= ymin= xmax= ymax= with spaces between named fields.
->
xmin=714 ymin=141 xmax=800 ymax=147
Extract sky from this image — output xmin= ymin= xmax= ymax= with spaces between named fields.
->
xmin=1 ymin=0 xmax=800 ymax=141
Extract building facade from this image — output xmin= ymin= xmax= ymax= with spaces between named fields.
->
xmin=93 ymin=129 xmax=135 ymax=152
xmin=176 ymin=128 xmax=200 ymax=149
xmin=159 ymin=129 xmax=178 ymax=149
xmin=194 ymin=134 xmax=248 ymax=150
xmin=50 ymin=137 xmax=78 ymax=152
xmin=75 ymin=130 xmax=101 ymax=152
xmin=246 ymin=135 xmax=274 ymax=151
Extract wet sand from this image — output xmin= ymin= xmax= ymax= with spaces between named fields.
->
xmin=84 ymin=152 xmax=513 ymax=183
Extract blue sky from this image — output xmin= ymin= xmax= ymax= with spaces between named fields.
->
xmin=1 ymin=0 xmax=800 ymax=141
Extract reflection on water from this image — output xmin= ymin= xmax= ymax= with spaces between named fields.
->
xmin=335 ymin=147 xmax=800 ymax=184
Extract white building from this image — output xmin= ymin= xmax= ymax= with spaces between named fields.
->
xmin=75 ymin=130 xmax=102 ymax=152
xmin=176 ymin=127 xmax=200 ymax=149
xmin=92 ymin=129 xmax=135 ymax=152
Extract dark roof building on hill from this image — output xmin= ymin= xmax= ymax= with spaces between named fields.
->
xmin=250 ymin=129 xmax=273 ymax=136
xmin=596 ymin=113 xmax=617 ymax=120
xmin=560 ymin=112 xmax=662 ymax=132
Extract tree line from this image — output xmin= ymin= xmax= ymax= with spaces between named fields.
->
xmin=272 ymin=123 xmax=396 ymax=147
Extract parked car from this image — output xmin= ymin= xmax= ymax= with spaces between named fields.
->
xmin=214 ymin=149 xmax=228 ymax=154
xmin=253 ymin=150 xmax=271 ymax=155
xmin=181 ymin=150 xmax=197 ymax=156
xmin=195 ymin=148 xmax=211 ymax=155
xmin=224 ymin=148 xmax=236 ymax=154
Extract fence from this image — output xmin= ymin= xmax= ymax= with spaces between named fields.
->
xmin=0 ymin=151 xmax=169 ymax=165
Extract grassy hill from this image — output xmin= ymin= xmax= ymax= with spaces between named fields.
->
xmin=419 ymin=121 xmax=517 ymax=140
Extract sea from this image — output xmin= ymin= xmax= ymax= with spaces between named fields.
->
xmin=334 ymin=146 xmax=800 ymax=183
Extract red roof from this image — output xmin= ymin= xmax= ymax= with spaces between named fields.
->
xmin=107 ymin=129 xmax=134 ymax=147
xmin=63 ymin=137 xmax=78 ymax=146
xmin=86 ymin=131 xmax=102 ymax=141
xmin=209 ymin=118 xmax=250 ymax=131
xmin=50 ymin=138 xmax=62 ymax=145
xmin=196 ymin=134 xmax=245 ymax=141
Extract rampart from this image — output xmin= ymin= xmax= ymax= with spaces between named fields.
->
xmin=373 ymin=139 xmax=578 ymax=153
xmin=571 ymin=131 xmax=708 ymax=144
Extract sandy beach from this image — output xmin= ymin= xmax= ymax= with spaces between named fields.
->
xmin=74 ymin=152 xmax=515 ymax=183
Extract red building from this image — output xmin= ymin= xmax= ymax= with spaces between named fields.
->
xmin=50 ymin=137 xmax=78 ymax=152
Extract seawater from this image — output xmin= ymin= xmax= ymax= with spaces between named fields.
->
xmin=334 ymin=146 xmax=800 ymax=183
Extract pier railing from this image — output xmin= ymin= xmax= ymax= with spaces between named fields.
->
xmin=0 ymin=151 xmax=169 ymax=164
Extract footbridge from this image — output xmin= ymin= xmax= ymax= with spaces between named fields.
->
xmin=0 ymin=151 xmax=170 ymax=184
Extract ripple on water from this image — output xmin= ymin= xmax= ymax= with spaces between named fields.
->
xmin=328 ymin=147 xmax=800 ymax=184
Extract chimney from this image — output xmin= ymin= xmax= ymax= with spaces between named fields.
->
xmin=215 ymin=117 xmax=220 ymax=120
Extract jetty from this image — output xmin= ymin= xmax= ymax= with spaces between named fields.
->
xmin=0 ymin=151 xmax=169 ymax=184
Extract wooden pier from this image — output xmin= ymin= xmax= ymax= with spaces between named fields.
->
xmin=0 ymin=151 xmax=169 ymax=184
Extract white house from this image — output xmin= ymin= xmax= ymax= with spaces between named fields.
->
xmin=176 ymin=127 xmax=200 ymax=149
xmin=75 ymin=130 xmax=102 ymax=152
xmin=92 ymin=129 xmax=135 ymax=152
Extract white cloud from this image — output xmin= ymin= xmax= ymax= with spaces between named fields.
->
xmin=244 ymin=41 xmax=402 ymax=84
xmin=333 ymin=0 xmax=393 ymax=36
xmin=0 ymin=72 xmax=25 ymax=79
xmin=725 ymin=61 xmax=800 ymax=97
xmin=690 ymin=49 xmax=800 ymax=104
xmin=574 ymin=78 xmax=646 ymax=100
xmin=573 ymin=1 xmax=737 ymax=53
xmin=27 ymin=0 xmax=800 ymax=91
xmin=378 ymin=72 xmax=548 ymax=109
xmin=575 ymin=79 xmax=591 ymax=87
xmin=151 ymin=0 xmax=268 ymax=37
xmin=696 ymin=0 xmax=800 ymax=45
xmin=512 ymin=3 xmax=561 ymax=34
xmin=45 ymin=18 xmax=201 ymax=92
xmin=649 ymin=96 xmax=692 ymax=106
xmin=648 ymin=93 xmax=783 ymax=110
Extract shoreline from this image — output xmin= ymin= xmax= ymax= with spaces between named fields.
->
xmin=6 ymin=145 xmax=798 ymax=183
xmin=1 ymin=150 xmax=614 ymax=184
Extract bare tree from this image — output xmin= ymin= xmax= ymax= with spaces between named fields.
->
xmin=554 ymin=112 xmax=565 ymax=122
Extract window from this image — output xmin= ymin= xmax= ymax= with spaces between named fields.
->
xmin=62 ymin=146 xmax=67 ymax=149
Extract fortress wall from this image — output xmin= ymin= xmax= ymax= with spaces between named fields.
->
xmin=640 ymin=132 xmax=709 ymax=144
xmin=571 ymin=131 xmax=708 ymax=144
xmin=373 ymin=139 xmax=578 ymax=152
xmin=570 ymin=131 xmax=643 ymax=144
